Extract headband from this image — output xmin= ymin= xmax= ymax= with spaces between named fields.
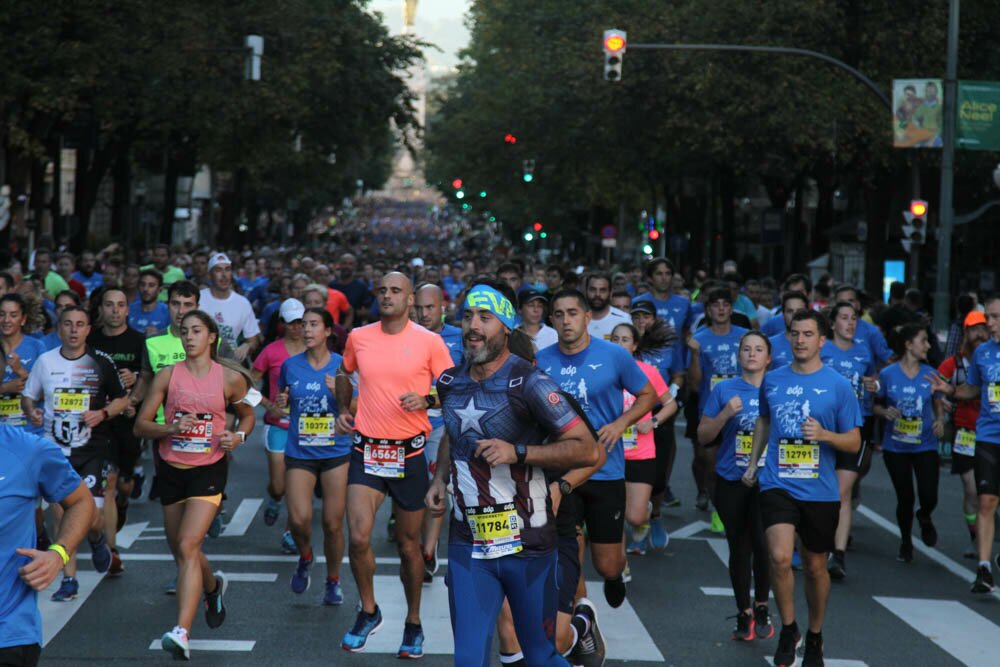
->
xmin=465 ymin=284 xmax=517 ymax=330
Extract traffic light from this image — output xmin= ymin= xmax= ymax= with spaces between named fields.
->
xmin=642 ymin=243 xmax=653 ymax=255
xmin=603 ymin=29 xmax=627 ymax=81
xmin=504 ymin=133 xmax=517 ymax=144
xmin=452 ymin=179 xmax=463 ymax=190
xmin=901 ymin=198 xmax=928 ymax=250
xmin=533 ymin=221 xmax=543 ymax=232
xmin=524 ymin=231 xmax=534 ymax=242
xmin=479 ymin=190 xmax=487 ymax=198
xmin=648 ymin=229 xmax=660 ymax=241
xmin=523 ymin=160 xmax=535 ymax=183
xmin=455 ymin=190 xmax=465 ymax=199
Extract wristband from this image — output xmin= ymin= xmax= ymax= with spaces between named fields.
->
xmin=669 ymin=383 xmax=680 ymax=399
xmin=48 ymin=543 xmax=69 ymax=566
xmin=101 ymin=408 xmax=110 ymax=421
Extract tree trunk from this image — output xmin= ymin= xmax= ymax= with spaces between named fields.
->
xmin=160 ymin=147 xmax=179 ymax=245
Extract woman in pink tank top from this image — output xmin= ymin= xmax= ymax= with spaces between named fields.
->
xmin=135 ymin=310 xmax=256 ymax=660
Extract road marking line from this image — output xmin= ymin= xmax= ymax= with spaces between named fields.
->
xmin=134 ymin=536 xmax=165 ymax=541
xmin=115 ymin=521 xmax=148 ymax=549
xmin=148 ymin=639 xmax=255 ymax=652
xmin=856 ymin=504 xmax=1000 ymax=601
xmin=701 ymin=586 xmax=772 ymax=598
xmin=39 ymin=572 xmax=105 ymax=647
xmin=222 ymin=498 xmax=263 ymax=537
xmin=706 ymin=537 xmax=730 ymax=567
xmin=672 ymin=520 xmax=711 ymax=539
xmin=874 ymin=596 xmax=1000 ymax=667
xmin=124 ymin=554 xmax=442 ymax=565
xmin=224 ymin=572 xmax=278 ymax=582
xmin=762 ymin=659 xmax=867 ymax=666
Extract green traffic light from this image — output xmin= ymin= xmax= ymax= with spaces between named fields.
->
xmin=489 ymin=216 xmax=496 ymax=222
xmin=540 ymin=232 xmax=547 ymax=238
xmin=642 ymin=244 xmax=653 ymax=255
xmin=479 ymin=191 xmax=487 ymax=198
xmin=523 ymin=173 xmax=533 ymax=183
xmin=456 ymin=190 xmax=465 ymax=199
xmin=524 ymin=232 xmax=534 ymax=241
xmin=462 ymin=203 xmax=470 ymax=210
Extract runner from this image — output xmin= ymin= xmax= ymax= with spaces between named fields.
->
xmin=585 ymin=272 xmax=630 ymax=341
xmin=632 ymin=259 xmax=694 ymax=352
xmin=515 ymin=288 xmax=558 ymax=352
xmin=199 ymin=253 xmax=261 ymax=362
xmin=426 ymin=281 xmax=602 ymax=666
xmin=768 ymin=291 xmax=809 ymax=370
xmin=0 ymin=294 xmax=47 ymax=433
xmin=820 ymin=301 xmax=877 ymax=578
xmin=412 ymin=283 xmax=464 ymax=582
xmin=87 ymin=286 xmax=149 ymax=576
xmin=22 ymin=306 xmax=131 ymax=600
xmin=743 ymin=309 xmax=862 ymax=667
xmin=128 ymin=269 xmax=170 ymax=335
xmin=276 ymin=307 xmax=351 ymax=606
xmin=335 ymin=272 xmax=453 ymax=656
xmin=873 ymin=321 xmax=941 ymax=563
xmin=609 ymin=323 xmax=677 ymax=555
xmin=699 ymin=330 xmax=775 ymax=641
xmin=930 ymin=296 xmax=1000 ymax=592
xmin=251 ymin=299 xmax=306 ymax=551
xmin=40 ymin=291 xmax=82 ymax=351
xmin=134 ymin=310 xmax=256 ymax=660
xmin=536 ymin=289 xmax=657 ymax=609
xmin=936 ymin=310 xmax=988 ymax=559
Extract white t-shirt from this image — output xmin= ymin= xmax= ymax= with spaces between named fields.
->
xmin=199 ymin=289 xmax=261 ymax=349
xmin=521 ymin=324 xmax=559 ymax=351
xmin=587 ymin=306 xmax=631 ymax=341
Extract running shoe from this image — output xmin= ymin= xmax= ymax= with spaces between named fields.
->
xmin=422 ymin=551 xmax=438 ymax=585
xmin=280 ymin=530 xmax=298 ymax=555
xmin=897 ymin=542 xmax=914 ymax=563
xmin=603 ymin=575 xmax=626 ymax=608
xmin=51 ymin=576 xmax=78 ymax=602
xmin=648 ymin=519 xmax=670 ymax=550
xmin=631 ymin=521 xmax=651 ymax=545
xmin=917 ymin=513 xmax=938 ymax=547
xmin=387 ymin=514 xmax=397 ymax=543
xmin=695 ymin=491 xmax=709 ymax=511
xmin=569 ymin=598 xmax=606 ymax=667
xmin=773 ymin=624 xmax=802 ymax=667
xmin=161 ymin=626 xmax=190 ymax=661
xmin=709 ymin=511 xmax=725 ymax=534
xmin=791 ymin=548 xmax=802 ymax=571
xmin=208 ymin=513 xmax=223 ymax=538
xmin=291 ymin=554 xmax=313 ymax=594
xmin=342 ymin=606 xmax=384 ymax=652
xmin=626 ymin=536 xmax=647 ymax=556
xmin=323 ymin=579 xmax=344 ymax=606
xmin=165 ymin=577 xmax=177 ymax=595
xmin=130 ymin=470 xmax=145 ymax=500
xmin=827 ymin=552 xmax=846 ymax=580
xmin=263 ymin=497 xmax=281 ymax=526
xmin=731 ymin=610 xmax=755 ymax=641
xmin=754 ymin=604 xmax=775 ymax=640
xmin=971 ymin=565 xmax=995 ymax=593
xmin=89 ymin=533 xmax=112 ymax=573
xmin=662 ymin=488 xmax=681 ymax=507
xmin=802 ymin=631 xmax=824 ymax=667
xmin=204 ymin=571 xmax=228 ymax=629
xmin=397 ymin=622 xmax=424 ymax=659
xmin=622 ymin=562 xmax=632 ymax=583
xmin=108 ymin=548 xmax=124 ymax=577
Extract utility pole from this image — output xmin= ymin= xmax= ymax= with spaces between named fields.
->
xmin=933 ymin=0 xmax=960 ymax=333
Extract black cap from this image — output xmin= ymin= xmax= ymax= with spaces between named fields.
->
xmin=518 ymin=288 xmax=548 ymax=308
xmin=629 ymin=301 xmax=656 ymax=316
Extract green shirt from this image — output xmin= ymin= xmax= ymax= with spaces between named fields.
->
xmin=41 ymin=272 xmax=70 ymax=299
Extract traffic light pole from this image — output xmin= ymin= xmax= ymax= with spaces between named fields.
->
xmin=933 ymin=0 xmax=959 ymax=333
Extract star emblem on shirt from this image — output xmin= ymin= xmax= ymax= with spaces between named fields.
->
xmin=455 ymin=397 xmax=488 ymax=436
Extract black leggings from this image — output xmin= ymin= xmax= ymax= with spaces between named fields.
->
xmin=882 ymin=449 xmax=939 ymax=545
xmin=652 ymin=417 xmax=676 ymax=497
xmin=714 ymin=478 xmax=770 ymax=611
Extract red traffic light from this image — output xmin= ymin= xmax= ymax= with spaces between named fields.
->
xmin=532 ymin=222 xmax=543 ymax=232
xmin=451 ymin=179 xmax=463 ymax=190
xmin=604 ymin=33 xmax=626 ymax=53
xmin=504 ymin=133 xmax=517 ymax=144
xmin=909 ymin=199 xmax=928 ymax=218
xmin=648 ymin=229 xmax=660 ymax=240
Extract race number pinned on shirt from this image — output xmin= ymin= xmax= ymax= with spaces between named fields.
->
xmin=778 ymin=438 xmax=820 ymax=479
xmin=0 ymin=393 xmax=24 ymax=426
xmin=735 ymin=430 xmax=754 ymax=468
xmin=54 ymin=388 xmax=89 ymax=415
xmin=466 ymin=502 xmax=523 ymax=559
xmin=954 ymin=428 xmax=976 ymax=457
xmin=988 ymin=383 xmax=1000 ymax=412
xmin=171 ymin=412 xmax=213 ymax=454
xmin=622 ymin=424 xmax=638 ymax=451
xmin=893 ymin=417 xmax=922 ymax=445
xmin=298 ymin=412 xmax=336 ymax=447
xmin=711 ymin=374 xmax=735 ymax=390
xmin=363 ymin=440 xmax=406 ymax=478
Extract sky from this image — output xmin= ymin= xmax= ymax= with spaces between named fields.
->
xmin=369 ymin=0 xmax=471 ymax=74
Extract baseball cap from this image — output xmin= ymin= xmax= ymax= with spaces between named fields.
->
xmin=208 ymin=253 xmax=232 ymax=271
xmin=411 ymin=257 xmax=425 ymax=268
xmin=279 ymin=298 xmax=306 ymax=323
xmin=630 ymin=301 xmax=656 ymax=316
xmin=965 ymin=310 xmax=987 ymax=327
xmin=518 ymin=288 xmax=548 ymax=308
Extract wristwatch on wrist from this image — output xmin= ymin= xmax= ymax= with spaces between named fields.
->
xmin=425 ymin=394 xmax=436 ymax=409
xmin=236 ymin=431 xmax=246 ymax=444
xmin=514 ymin=443 xmax=528 ymax=465
xmin=651 ymin=416 xmax=659 ymax=428
xmin=557 ymin=478 xmax=573 ymax=496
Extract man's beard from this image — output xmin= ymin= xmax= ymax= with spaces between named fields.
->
xmin=464 ymin=331 xmax=506 ymax=364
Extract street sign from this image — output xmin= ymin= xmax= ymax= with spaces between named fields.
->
xmin=601 ymin=238 xmax=617 ymax=248
xmin=600 ymin=224 xmax=617 ymax=239
xmin=957 ymin=81 xmax=1000 ymax=151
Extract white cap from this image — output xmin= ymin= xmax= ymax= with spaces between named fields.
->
xmin=208 ymin=252 xmax=232 ymax=271
xmin=279 ymin=298 xmax=305 ymax=323
xmin=411 ymin=257 xmax=424 ymax=267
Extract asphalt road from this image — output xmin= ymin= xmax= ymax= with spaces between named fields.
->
xmin=38 ymin=418 xmax=1000 ymax=666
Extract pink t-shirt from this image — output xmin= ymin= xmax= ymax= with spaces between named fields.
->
xmin=342 ymin=320 xmax=454 ymax=439
xmin=623 ymin=359 xmax=668 ymax=461
xmin=253 ymin=340 xmax=294 ymax=427
xmin=160 ymin=361 xmax=227 ymax=467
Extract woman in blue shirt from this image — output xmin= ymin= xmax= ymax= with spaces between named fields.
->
xmin=697 ymin=331 xmax=774 ymax=642
xmin=275 ymin=307 xmax=351 ymax=605
xmin=874 ymin=322 xmax=943 ymax=563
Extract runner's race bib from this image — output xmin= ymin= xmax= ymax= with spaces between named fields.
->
xmin=778 ymin=438 xmax=820 ymax=479
xmin=893 ymin=417 xmax=922 ymax=445
xmin=363 ymin=441 xmax=406 ymax=478
xmin=954 ymin=428 xmax=976 ymax=457
xmin=0 ymin=393 xmax=24 ymax=426
xmin=735 ymin=430 xmax=753 ymax=468
xmin=988 ymin=383 xmax=1000 ymax=412
xmin=466 ymin=502 xmax=523 ymax=559
xmin=623 ymin=424 xmax=638 ymax=451
xmin=298 ymin=412 xmax=336 ymax=446
xmin=710 ymin=374 xmax=735 ymax=390
xmin=171 ymin=412 xmax=213 ymax=454
xmin=54 ymin=388 xmax=89 ymax=415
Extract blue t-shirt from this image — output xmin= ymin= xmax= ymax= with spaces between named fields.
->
xmin=761 ymin=314 xmax=785 ymax=338
xmin=259 ymin=300 xmax=282 ymax=340
xmin=70 ymin=271 xmax=103 ymax=299
xmin=967 ymin=339 xmax=1000 ymax=444
xmin=429 ymin=324 xmax=465 ymax=431
xmin=693 ymin=325 xmax=748 ymax=412
xmin=0 ymin=426 xmax=80 ymax=648
xmin=758 ymin=365 xmax=862 ymax=501
xmin=876 ymin=363 xmax=938 ymax=453
xmin=1 ymin=336 xmax=47 ymax=433
xmin=40 ymin=331 xmax=60 ymax=352
xmin=857 ymin=318 xmax=893 ymax=365
xmin=442 ymin=277 xmax=465 ymax=300
xmin=703 ymin=377 xmax=762 ymax=481
xmin=279 ymin=352 xmax=351 ymax=459
xmin=821 ymin=339 xmax=876 ymax=416
xmin=128 ymin=300 xmax=171 ymax=333
xmin=768 ymin=332 xmax=794 ymax=370
xmin=537 ymin=338 xmax=649 ymax=481
xmin=639 ymin=344 xmax=683 ymax=387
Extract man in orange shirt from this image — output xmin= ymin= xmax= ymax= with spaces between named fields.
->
xmin=336 ymin=272 xmax=453 ymax=658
